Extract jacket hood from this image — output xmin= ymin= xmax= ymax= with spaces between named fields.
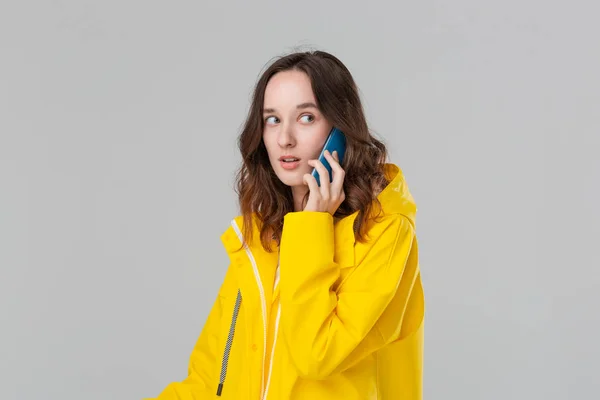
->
xmin=375 ymin=163 xmax=417 ymax=226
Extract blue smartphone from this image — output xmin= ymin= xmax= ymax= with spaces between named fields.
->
xmin=311 ymin=127 xmax=347 ymax=186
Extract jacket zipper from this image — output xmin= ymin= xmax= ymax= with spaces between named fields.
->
xmin=216 ymin=289 xmax=242 ymax=396
xmin=231 ymin=220 xmax=268 ymax=399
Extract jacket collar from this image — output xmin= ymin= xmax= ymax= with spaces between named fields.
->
xmin=221 ymin=213 xmax=357 ymax=270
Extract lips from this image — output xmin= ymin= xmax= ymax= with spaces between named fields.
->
xmin=278 ymin=155 xmax=301 ymax=162
xmin=278 ymin=155 xmax=302 ymax=170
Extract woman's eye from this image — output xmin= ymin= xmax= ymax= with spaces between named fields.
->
xmin=300 ymin=115 xmax=314 ymax=123
xmin=265 ymin=116 xmax=279 ymax=124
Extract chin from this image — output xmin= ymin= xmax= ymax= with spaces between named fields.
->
xmin=274 ymin=170 xmax=306 ymax=188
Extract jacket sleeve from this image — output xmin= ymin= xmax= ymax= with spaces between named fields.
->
xmin=279 ymin=211 xmax=421 ymax=379
xmin=144 ymin=267 xmax=231 ymax=399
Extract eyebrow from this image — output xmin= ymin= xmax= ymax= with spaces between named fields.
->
xmin=263 ymin=102 xmax=318 ymax=114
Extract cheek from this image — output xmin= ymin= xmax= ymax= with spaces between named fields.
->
xmin=262 ymin=134 xmax=277 ymax=158
xmin=304 ymin=136 xmax=327 ymax=158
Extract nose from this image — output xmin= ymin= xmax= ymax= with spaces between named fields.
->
xmin=277 ymin=123 xmax=295 ymax=148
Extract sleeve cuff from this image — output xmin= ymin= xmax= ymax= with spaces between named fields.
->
xmin=281 ymin=211 xmax=335 ymax=265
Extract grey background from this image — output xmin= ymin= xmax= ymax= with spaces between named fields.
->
xmin=1 ymin=1 xmax=598 ymax=399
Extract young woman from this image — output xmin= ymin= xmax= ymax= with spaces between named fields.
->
xmin=146 ymin=50 xmax=424 ymax=399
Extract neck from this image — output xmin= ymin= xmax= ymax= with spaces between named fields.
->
xmin=291 ymin=185 xmax=309 ymax=212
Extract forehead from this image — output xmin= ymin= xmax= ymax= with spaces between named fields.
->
xmin=263 ymin=70 xmax=316 ymax=107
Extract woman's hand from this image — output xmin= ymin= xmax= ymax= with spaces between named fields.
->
xmin=302 ymin=150 xmax=346 ymax=215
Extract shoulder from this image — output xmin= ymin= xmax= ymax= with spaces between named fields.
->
xmin=362 ymin=212 xmax=414 ymax=245
xmin=220 ymin=213 xmax=264 ymax=253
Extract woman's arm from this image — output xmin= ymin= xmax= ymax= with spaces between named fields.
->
xmin=279 ymin=212 xmax=421 ymax=379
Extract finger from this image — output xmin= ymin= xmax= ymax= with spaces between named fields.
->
xmin=309 ymin=158 xmax=331 ymax=196
xmin=324 ymin=150 xmax=344 ymax=177
xmin=303 ymin=173 xmax=321 ymax=200
xmin=324 ymin=150 xmax=345 ymax=195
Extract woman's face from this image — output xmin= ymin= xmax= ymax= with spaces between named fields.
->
xmin=262 ymin=70 xmax=333 ymax=188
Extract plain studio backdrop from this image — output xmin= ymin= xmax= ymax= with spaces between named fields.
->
xmin=1 ymin=1 xmax=598 ymax=399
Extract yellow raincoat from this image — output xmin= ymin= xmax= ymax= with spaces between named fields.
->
xmin=146 ymin=163 xmax=424 ymax=399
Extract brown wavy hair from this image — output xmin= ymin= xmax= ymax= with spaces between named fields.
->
xmin=235 ymin=50 xmax=389 ymax=252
